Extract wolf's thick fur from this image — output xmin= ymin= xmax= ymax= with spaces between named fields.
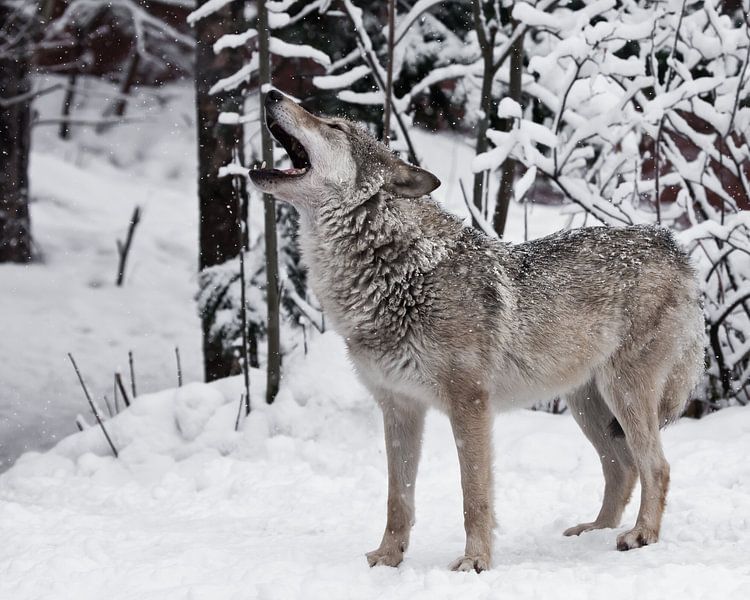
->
xmin=249 ymin=90 xmax=705 ymax=572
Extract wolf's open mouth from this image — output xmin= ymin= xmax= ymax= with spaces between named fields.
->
xmin=250 ymin=114 xmax=311 ymax=180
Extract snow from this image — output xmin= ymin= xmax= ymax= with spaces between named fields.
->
xmin=269 ymin=37 xmax=331 ymax=67
xmin=394 ymin=0 xmax=447 ymax=42
xmin=515 ymin=166 xmax=537 ymax=202
xmin=209 ymin=55 xmax=260 ymax=95
xmin=0 ymin=78 xmax=202 ymax=472
xmin=213 ymin=28 xmax=258 ymax=53
xmin=186 ymin=0 xmax=233 ymax=25
xmin=2 ymin=330 xmax=750 ymax=599
xmin=497 ymin=97 xmax=523 ymax=119
xmin=337 ymin=89 xmax=385 ymax=105
xmin=313 ymin=64 xmax=371 ymax=90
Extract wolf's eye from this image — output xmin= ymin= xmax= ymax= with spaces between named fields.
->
xmin=328 ymin=122 xmax=345 ymax=133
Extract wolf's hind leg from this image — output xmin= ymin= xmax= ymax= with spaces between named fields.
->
xmin=366 ymin=396 xmax=426 ymax=568
xmin=563 ymin=380 xmax=637 ymax=537
xmin=596 ymin=367 xmax=671 ymax=551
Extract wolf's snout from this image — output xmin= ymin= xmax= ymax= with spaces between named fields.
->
xmin=265 ymin=89 xmax=285 ymax=107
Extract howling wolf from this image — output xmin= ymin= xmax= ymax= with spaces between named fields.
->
xmin=248 ymin=89 xmax=704 ymax=572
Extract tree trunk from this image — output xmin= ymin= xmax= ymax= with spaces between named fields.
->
xmin=58 ymin=73 xmax=77 ymax=140
xmin=258 ymin=0 xmax=282 ymax=404
xmin=493 ymin=28 xmax=524 ymax=237
xmin=471 ymin=0 xmax=496 ymax=225
xmin=113 ymin=51 xmax=140 ymax=118
xmin=471 ymin=57 xmax=494 ymax=224
xmin=0 ymin=7 xmax=34 ymax=263
xmin=194 ymin=0 xmax=246 ymax=381
xmin=382 ymin=0 xmax=396 ymax=145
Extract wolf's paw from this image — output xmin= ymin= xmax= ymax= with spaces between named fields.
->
xmin=616 ymin=526 xmax=658 ymax=551
xmin=366 ymin=546 xmax=404 ymax=568
xmin=563 ymin=520 xmax=614 ymax=537
xmin=449 ymin=554 xmax=490 ymax=573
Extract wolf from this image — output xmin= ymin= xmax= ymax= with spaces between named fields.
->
xmin=248 ymin=89 xmax=705 ymax=572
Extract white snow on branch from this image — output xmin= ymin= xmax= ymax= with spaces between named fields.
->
xmin=270 ymin=37 xmax=331 ymax=66
xmin=267 ymin=0 xmax=296 ymax=13
xmin=313 ymin=65 xmax=370 ymax=90
xmin=394 ymin=0 xmax=445 ymax=44
xmin=187 ymin=0 xmax=232 ymax=25
xmin=218 ymin=111 xmax=260 ymax=125
xmin=155 ymin=0 xmax=195 ymax=7
xmin=512 ymin=2 xmax=560 ymax=28
xmin=497 ymin=98 xmax=522 ymax=119
xmin=514 ymin=166 xmax=537 ymax=202
xmin=209 ymin=54 xmax=259 ymax=94
xmin=213 ymin=29 xmax=257 ymax=54
xmin=218 ymin=163 xmax=249 ymax=178
xmin=337 ymin=90 xmax=384 ymax=105
xmin=268 ymin=12 xmax=291 ymax=28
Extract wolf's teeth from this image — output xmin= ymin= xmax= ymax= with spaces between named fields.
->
xmin=261 ymin=161 xmax=267 ymax=169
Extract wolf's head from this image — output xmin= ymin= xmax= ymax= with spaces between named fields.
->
xmin=248 ymin=90 xmax=440 ymax=210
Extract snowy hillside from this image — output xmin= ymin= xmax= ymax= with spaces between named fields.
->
xmin=1 ymin=331 xmax=749 ymax=599
xmin=0 ymin=80 xmax=203 ymax=471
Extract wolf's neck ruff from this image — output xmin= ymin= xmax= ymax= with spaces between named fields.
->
xmin=302 ymin=190 xmax=458 ymax=353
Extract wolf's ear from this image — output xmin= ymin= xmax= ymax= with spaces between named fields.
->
xmin=382 ymin=158 xmax=441 ymax=198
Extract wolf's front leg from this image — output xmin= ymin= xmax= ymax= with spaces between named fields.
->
xmin=448 ymin=387 xmax=494 ymax=573
xmin=366 ymin=397 xmax=426 ymax=568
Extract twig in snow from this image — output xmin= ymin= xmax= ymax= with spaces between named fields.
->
xmin=128 ymin=350 xmax=137 ymax=398
xmin=460 ymin=179 xmax=496 ymax=238
xmin=233 ymin=147 xmax=251 ymax=416
xmin=113 ymin=374 xmax=119 ymax=413
xmin=68 ymin=353 xmax=118 ymax=458
xmin=116 ymin=206 xmax=142 ymax=286
xmin=175 ymin=346 xmax=183 ymax=387
xmin=235 ymin=393 xmax=245 ymax=432
xmin=33 ymin=117 xmax=147 ymax=128
xmin=103 ymin=394 xmax=114 ymax=418
xmin=0 ymin=82 xmax=63 ymax=108
xmin=115 ymin=372 xmax=131 ymax=407
xmin=75 ymin=414 xmax=90 ymax=431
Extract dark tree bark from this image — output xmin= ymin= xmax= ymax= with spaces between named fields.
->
xmin=58 ymin=72 xmax=77 ymax=140
xmin=471 ymin=0 xmax=497 ymax=226
xmin=0 ymin=3 xmax=34 ymax=263
xmin=257 ymin=0 xmax=281 ymax=404
xmin=194 ymin=0 xmax=246 ymax=381
xmin=382 ymin=0 xmax=396 ymax=145
xmin=493 ymin=28 xmax=524 ymax=237
xmin=112 ymin=51 xmax=141 ymax=118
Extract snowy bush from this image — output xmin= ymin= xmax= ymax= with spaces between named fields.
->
xmin=197 ymin=245 xmax=267 ymax=372
xmin=474 ymin=0 xmax=750 ymax=411
xmin=197 ymin=240 xmax=324 ymax=372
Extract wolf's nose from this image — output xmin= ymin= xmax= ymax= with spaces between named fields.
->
xmin=265 ymin=89 xmax=284 ymax=106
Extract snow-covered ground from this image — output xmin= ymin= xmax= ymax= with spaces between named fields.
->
xmin=0 ymin=79 xmax=203 ymax=470
xmin=0 ymin=77 xmax=567 ymax=471
xmin=1 ymin=331 xmax=749 ymax=599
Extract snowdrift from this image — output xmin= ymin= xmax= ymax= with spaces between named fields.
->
xmin=2 ymin=332 xmax=749 ymax=599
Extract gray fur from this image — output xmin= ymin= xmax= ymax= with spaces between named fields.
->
xmin=249 ymin=91 xmax=705 ymax=572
